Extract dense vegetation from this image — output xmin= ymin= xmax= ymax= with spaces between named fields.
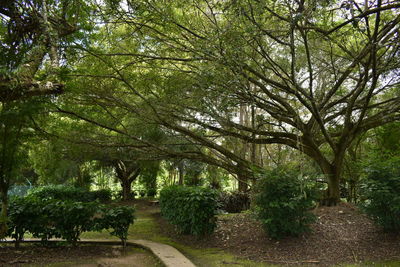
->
xmin=361 ymin=157 xmax=400 ymax=233
xmin=1 ymin=0 xmax=400 ymax=246
xmin=254 ymin=168 xmax=318 ymax=239
xmin=160 ymin=186 xmax=218 ymax=235
xmin=4 ymin=191 xmax=134 ymax=247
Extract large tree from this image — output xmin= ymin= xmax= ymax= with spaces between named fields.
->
xmin=61 ymin=0 xmax=400 ymax=205
xmin=0 ymin=0 xmax=94 ymax=236
xmin=0 ymin=0 xmax=93 ymax=102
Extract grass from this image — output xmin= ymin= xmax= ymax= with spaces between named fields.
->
xmin=82 ymin=202 xmax=273 ymax=267
xmin=80 ymin=201 xmax=400 ymax=267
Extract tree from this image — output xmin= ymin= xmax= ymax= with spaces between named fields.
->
xmin=0 ymin=0 xmax=94 ymax=236
xmin=0 ymin=100 xmax=39 ymax=237
xmin=0 ymin=0 xmax=93 ymax=102
xmin=60 ymin=0 xmax=400 ymax=205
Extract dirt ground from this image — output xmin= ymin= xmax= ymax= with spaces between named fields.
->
xmin=0 ymin=244 xmax=162 ymax=267
xmin=154 ymin=202 xmax=400 ymax=266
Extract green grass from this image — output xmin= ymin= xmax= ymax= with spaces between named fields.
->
xmin=82 ymin=204 xmax=272 ymax=267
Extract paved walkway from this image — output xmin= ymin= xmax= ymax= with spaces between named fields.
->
xmin=2 ymin=238 xmax=196 ymax=267
xmin=131 ymin=239 xmax=196 ymax=267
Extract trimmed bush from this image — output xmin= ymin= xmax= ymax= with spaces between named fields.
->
xmin=361 ymin=159 xmax=400 ymax=232
xmin=254 ymin=168 xmax=317 ymax=239
xmin=27 ymin=185 xmax=112 ymax=202
xmin=160 ymin=186 xmax=217 ymax=235
xmin=95 ymin=206 xmax=135 ymax=246
xmin=217 ymin=191 xmax=250 ymax=213
xmin=5 ymin=195 xmax=134 ymax=247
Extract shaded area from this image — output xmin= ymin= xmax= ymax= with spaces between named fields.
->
xmin=0 ymin=244 xmax=161 ymax=267
xmin=154 ymin=202 xmax=400 ymax=266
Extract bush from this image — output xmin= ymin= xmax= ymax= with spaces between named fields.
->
xmin=95 ymin=206 xmax=135 ymax=246
xmin=159 ymin=186 xmax=217 ymax=235
xmin=27 ymin=185 xmax=87 ymax=201
xmin=5 ymin=195 xmax=134 ymax=247
xmin=27 ymin=185 xmax=111 ymax=202
xmin=7 ymin=196 xmax=45 ymax=244
xmin=360 ymin=158 xmax=400 ymax=232
xmin=217 ymin=191 xmax=250 ymax=213
xmin=254 ymin=168 xmax=317 ymax=239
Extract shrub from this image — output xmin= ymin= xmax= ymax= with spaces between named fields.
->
xmin=7 ymin=196 xmax=45 ymax=246
xmin=360 ymin=158 xmax=400 ymax=232
xmin=27 ymin=185 xmax=86 ymax=201
xmin=159 ymin=186 xmax=217 ymax=235
xmin=6 ymin=196 xmax=134 ymax=246
xmin=27 ymin=185 xmax=111 ymax=202
xmin=217 ymin=191 xmax=250 ymax=213
xmin=95 ymin=206 xmax=135 ymax=246
xmin=254 ymin=168 xmax=317 ymax=239
xmin=50 ymin=201 xmax=101 ymax=245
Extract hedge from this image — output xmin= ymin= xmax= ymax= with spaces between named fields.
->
xmin=254 ymin=168 xmax=317 ymax=239
xmin=27 ymin=185 xmax=112 ymax=203
xmin=160 ymin=186 xmax=217 ymax=235
xmin=4 ymin=195 xmax=134 ymax=247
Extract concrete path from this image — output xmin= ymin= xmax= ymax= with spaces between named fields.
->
xmin=131 ymin=239 xmax=196 ymax=267
xmin=2 ymin=238 xmax=196 ymax=267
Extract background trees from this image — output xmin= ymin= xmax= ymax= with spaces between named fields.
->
xmin=1 ymin=1 xmax=400 ymax=223
xmin=59 ymin=0 xmax=400 ymax=204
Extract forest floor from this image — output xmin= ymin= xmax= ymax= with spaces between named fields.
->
xmin=0 ymin=244 xmax=162 ymax=267
xmin=151 ymin=200 xmax=400 ymax=267
xmin=2 ymin=200 xmax=400 ymax=267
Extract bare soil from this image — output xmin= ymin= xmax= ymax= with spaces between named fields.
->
xmin=0 ymin=244 xmax=161 ymax=267
xmin=154 ymin=202 xmax=400 ymax=266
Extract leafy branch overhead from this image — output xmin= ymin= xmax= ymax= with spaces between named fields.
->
xmin=0 ymin=0 xmax=92 ymax=102
xmin=62 ymin=0 xmax=400 ymax=204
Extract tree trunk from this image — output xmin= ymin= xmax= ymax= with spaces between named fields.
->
xmin=121 ymin=178 xmax=133 ymax=201
xmin=178 ymin=162 xmax=184 ymax=185
xmin=237 ymin=164 xmax=248 ymax=192
xmin=319 ymin=161 xmax=342 ymax=206
xmin=0 ymin=187 xmax=8 ymax=239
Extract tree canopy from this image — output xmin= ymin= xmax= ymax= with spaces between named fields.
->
xmin=55 ymin=0 xmax=400 ymax=204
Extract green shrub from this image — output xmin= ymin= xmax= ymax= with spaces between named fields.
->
xmin=50 ymin=201 xmax=100 ymax=244
xmin=217 ymin=191 xmax=250 ymax=213
xmin=28 ymin=185 xmax=88 ymax=201
xmin=27 ymin=185 xmax=111 ymax=202
xmin=254 ymin=168 xmax=317 ymax=239
xmin=7 ymin=196 xmax=45 ymax=245
xmin=360 ymin=158 xmax=400 ymax=232
xmin=95 ymin=206 xmax=135 ymax=246
xmin=6 ymin=195 xmax=134 ymax=246
xmin=160 ymin=186 xmax=217 ymax=235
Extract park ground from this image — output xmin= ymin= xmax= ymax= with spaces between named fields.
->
xmin=1 ymin=199 xmax=400 ymax=267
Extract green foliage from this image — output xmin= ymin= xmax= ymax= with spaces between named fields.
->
xmin=254 ymin=168 xmax=317 ymax=239
xmin=96 ymin=206 xmax=135 ymax=245
xmin=89 ymin=189 xmax=113 ymax=202
xmin=217 ymin=191 xmax=250 ymax=213
xmin=159 ymin=186 xmax=217 ymax=235
xmin=27 ymin=185 xmax=111 ymax=202
xmin=360 ymin=158 xmax=400 ymax=232
xmin=4 ymin=195 xmax=134 ymax=246
xmin=6 ymin=196 xmax=99 ymax=245
xmin=139 ymin=161 xmax=160 ymax=197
